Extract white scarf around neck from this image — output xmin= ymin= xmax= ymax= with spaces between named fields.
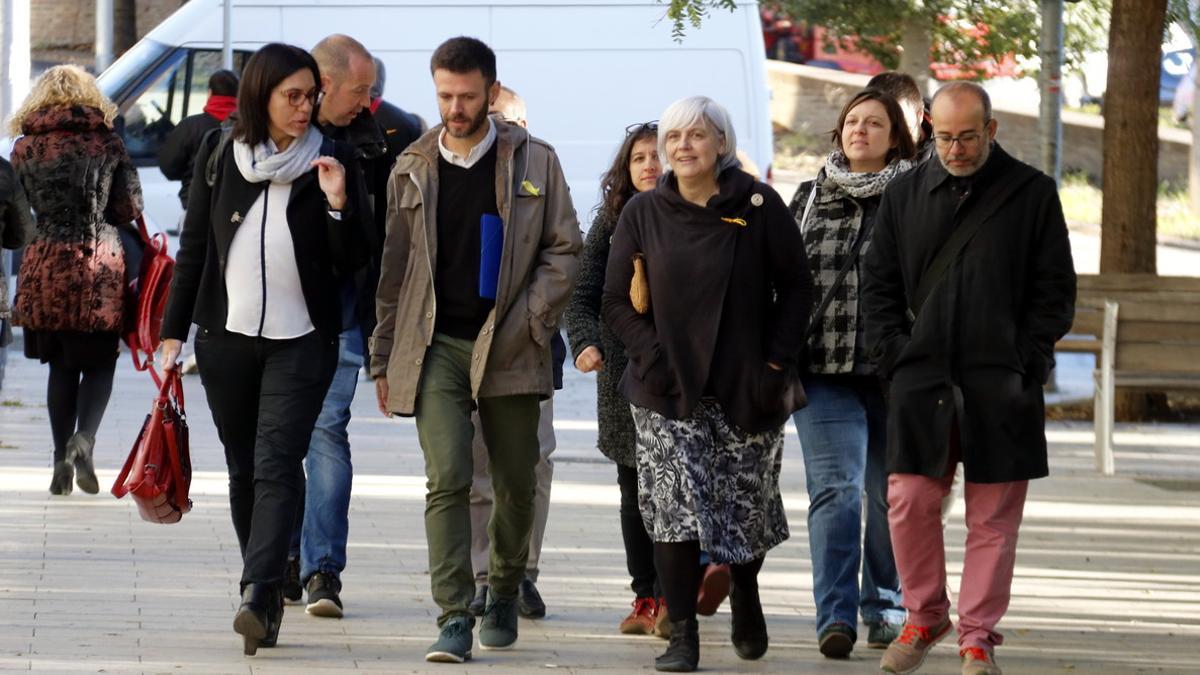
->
xmin=233 ymin=125 xmax=323 ymax=184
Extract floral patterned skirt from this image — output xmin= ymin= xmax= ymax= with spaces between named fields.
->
xmin=631 ymin=398 xmax=789 ymax=564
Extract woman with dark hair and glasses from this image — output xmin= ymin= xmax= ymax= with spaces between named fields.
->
xmin=159 ymin=42 xmax=365 ymax=655
xmin=786 ymin=87 xmax=915 ymax=659
xmin=603 ymin=96 xmax=812 ymax=672
xmin=564 ymin=121 xmax=663 ymax=635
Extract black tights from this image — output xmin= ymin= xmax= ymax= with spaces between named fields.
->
xmin=47 ymin=361 xmax=115 ymax=462
xmin=618 ymin=463 xmax=658 ymax=598
xmin=655 ymin=540 xmax=765 ymax=622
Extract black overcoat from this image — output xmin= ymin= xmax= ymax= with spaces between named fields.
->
xmin=861 ymin=144 xmax=1076 ymax=483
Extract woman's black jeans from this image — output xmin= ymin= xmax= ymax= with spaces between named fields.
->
xmin=195 ymin=328 xmax=337 ymax=588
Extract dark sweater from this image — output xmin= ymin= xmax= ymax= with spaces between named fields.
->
xmin=601 ymin=168 xmax=814 ymax=433
xmin=434 ymin=143 xmax=498 ymax=340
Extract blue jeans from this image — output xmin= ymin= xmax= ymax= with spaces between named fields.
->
xmin=290 ymin=324 xmax=363 ymax=582
xmin=793 ymin=374 xmax=903 ymax=636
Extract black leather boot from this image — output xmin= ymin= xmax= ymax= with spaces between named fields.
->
xmin=730 ymin=581 xmax=768 ymax=660
xmin=233 ymin=584 xmax=282 ymax=655
xmin=654 ymin=617 xmax=699 ymax=672
xmin=49 ymin=460 xmax=74 ymax=495
xmin=67 ymin=431 xmax=98 ymax=494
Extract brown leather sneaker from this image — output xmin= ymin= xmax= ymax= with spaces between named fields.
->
xmin=960 ymin=646 xmax=1002 ymax=675
xmin=879 ymin=617 xmax=953 ymax=673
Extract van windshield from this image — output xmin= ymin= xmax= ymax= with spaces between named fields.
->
xmin=98 ymin=39 xmax=173 ymax=104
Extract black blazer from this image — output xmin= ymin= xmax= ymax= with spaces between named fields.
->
xmin=161 ymin=130 xmax=367 ymax=343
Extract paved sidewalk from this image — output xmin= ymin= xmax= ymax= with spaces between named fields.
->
xmin=0 ymin=343 xmax=1197 ymax=674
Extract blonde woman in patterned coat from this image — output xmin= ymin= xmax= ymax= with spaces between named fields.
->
xmin=8 ymin=65 xmax=143 ymax=495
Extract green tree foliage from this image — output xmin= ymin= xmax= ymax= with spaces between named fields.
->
xmin=663 ymin=0 xmax=740 ymax=41
xmin=669 ymin=1 xmax=1110 ymax=82
xmin=782 ymin=1 xmax=1110 ymax=78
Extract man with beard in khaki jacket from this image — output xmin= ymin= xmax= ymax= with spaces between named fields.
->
xmin=369 ymin=36 xmax=581 ymax=664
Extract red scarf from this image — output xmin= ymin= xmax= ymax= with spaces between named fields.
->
xmin=370 ymin=97 xmax=382 ymax=114
xmin=204 ymin=95 xmax=238 ymax=122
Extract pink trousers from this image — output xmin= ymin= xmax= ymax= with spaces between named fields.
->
xmin=887 ymin=456 xmax=1028 ymax=649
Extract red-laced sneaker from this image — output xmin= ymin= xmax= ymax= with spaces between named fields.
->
xmin=960 ymin=646 xmax=1002 ymax=675
xmin=618 ymin=597 xmax=658 ymax=635
xmin=653 ymin=597 xmax=671 ymax=639
xmin=879 ymin=617 xmax=953 ymax=673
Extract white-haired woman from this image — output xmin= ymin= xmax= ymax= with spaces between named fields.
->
xmin=602 ymin=96 xmax=813 ymax=672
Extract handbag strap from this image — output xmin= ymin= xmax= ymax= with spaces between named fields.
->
xmin=906 ymin=166 xmax=1038 ymax=323
xmin=163 ymin=368 xmax=190 ymax=506
xmin=801 ymin=188 xmax=874 ymax=342
xmin=110 ymin=423 xmax=144 ymax=498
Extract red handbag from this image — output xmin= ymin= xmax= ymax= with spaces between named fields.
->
xmin=121 ymin=215 xmax=175 ymax=381
xmin=111 ymin=367 xmax=192 ymax=523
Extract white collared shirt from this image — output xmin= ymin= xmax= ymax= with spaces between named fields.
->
xmin=438 ymin=117 xmax=497 ymax=169
xmin=224 ymin=181 xmax=316 ymax=339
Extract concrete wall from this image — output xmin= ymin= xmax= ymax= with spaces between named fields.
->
xmin=768 ymin=60 xmax=1194 ymax=187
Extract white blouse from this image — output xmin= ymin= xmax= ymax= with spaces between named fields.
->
xmin=224 ymin=181 xmax=315 ymax=339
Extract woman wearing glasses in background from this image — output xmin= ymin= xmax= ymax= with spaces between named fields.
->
xmin=159 ymin=42 xmax=365 ymax=656
xmin=565 ymin=121 xmax=665 ymax=635
xmin=787 ymin=87 xmax=916 ymax=660
xmin=602 ymin=96 xmax=813 ymax=672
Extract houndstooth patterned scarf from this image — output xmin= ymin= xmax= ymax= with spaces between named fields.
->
xmin=789 ymin=152 xmax=911 ymax=374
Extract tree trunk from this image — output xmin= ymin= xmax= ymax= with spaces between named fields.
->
xmin=899 ymin=12 xmax=933 ymax=94
xmin=1100 ymin=0 xmax=1168 ymax=421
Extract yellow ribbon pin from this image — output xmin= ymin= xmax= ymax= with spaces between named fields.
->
xmin=521 ymin=180 xmax=541 ymax=197
xmin=721 ymin=217 xmax=747 ymax=227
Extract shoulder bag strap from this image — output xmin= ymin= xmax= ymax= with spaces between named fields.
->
xmin=906 ymin=168 xmax=1039 ymax=323
xmin=803 ymin=205 xmax=874 ymax=341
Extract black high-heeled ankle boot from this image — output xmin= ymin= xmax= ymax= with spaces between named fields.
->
xmin=730 ymin=581 xmax=768 ymax=660
xmin=654 ymin=617 xmax=699 ymax=672
xmin=49 ymin=460 xmax=74 ymax=495
xmin=233 ymin=584 xmax=282 ymax=655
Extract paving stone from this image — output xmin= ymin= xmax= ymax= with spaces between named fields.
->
xmin=1 ymin=342 xmax=1198 ymax=672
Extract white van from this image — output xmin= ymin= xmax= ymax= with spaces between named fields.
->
xmin=90 ymin=0 xmax=772 ymax=231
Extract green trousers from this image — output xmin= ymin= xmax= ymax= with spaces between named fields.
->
xmin=415 ymin=333 xmax=541 ymax=626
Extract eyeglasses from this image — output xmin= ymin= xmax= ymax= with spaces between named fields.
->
xmin=932 ymin=131 xmax=984 ymax=149
xmin=625 ymin=120 xmax=658 ymax=135
xmin=280 ymin=87 xmax=319 ymax=108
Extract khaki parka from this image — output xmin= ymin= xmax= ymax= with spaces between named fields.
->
xmin=369 ymin=121 xmax=581 ymax=415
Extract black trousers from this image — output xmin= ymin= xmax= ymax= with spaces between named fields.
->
xmin=617 ymin=462 xmax=658 ymax=599
xmin=195 ymin=328 xmax=337 ymax=587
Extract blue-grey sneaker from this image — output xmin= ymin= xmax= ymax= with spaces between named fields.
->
xmin=479 ymin=593 xmax=519 ymax=650
xmin=425 ymin=616 xmax=473 ymax=663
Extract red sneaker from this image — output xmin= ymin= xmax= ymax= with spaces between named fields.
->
xmin=653 ymin=597 xmax=671 ymax=638
xmin=696 ymin=563 xmax=731 ymax=616
xmin=619 ymin=597 xmax=658 ymax=635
